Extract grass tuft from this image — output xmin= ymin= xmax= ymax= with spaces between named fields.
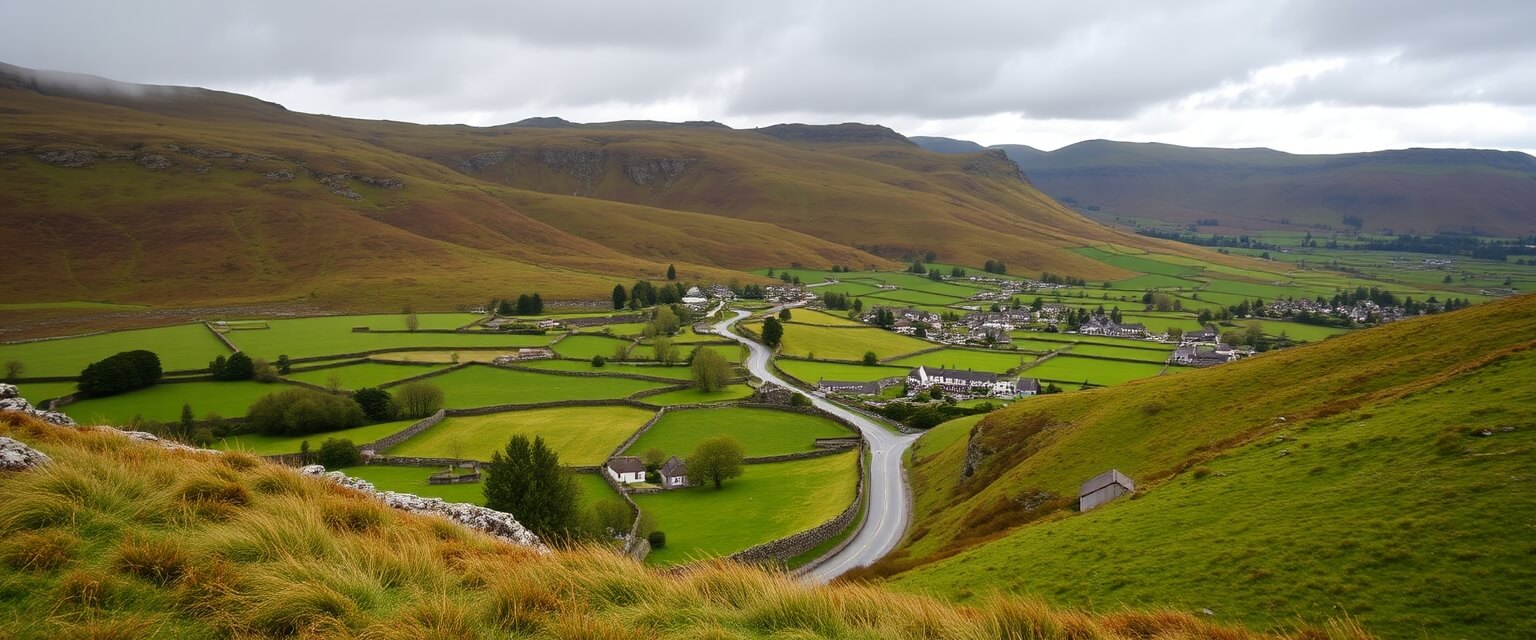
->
xmin=114 ymin=534 xmax=190 ymax=585
xmin=2 ymin=528 xmax=77 ymax=572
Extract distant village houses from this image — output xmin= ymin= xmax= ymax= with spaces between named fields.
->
xmin=906 ymin=366 xmax=1039 ymax=398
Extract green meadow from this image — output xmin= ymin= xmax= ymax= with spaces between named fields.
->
xmin=385 ymin=405 xmax=656 ymax=465
xmin=427 ymin=365 xmax=670 ymax=409
xmin=1021 ymin=356 xmax=1173 ymax=386
xmin=284 ymin=362 xmax=445 ymax=390
xmin=771 ymin=323 xmax=931 ymax=361
xmin=515 ymin=359 xmax=694 ymax=379
xmin=225 ymin=314 xmax=547 ymax=360
xmin=776 ymin=359 xmax=910 ymax=384
xmin=625 ymin=406 xmax=851 ymax=459
xmin=638 ymin=384 xmax=755 ymax=406
xmin=216 ymin=418 xmax=420 ymax=455
xmin=0 ymin=323 xmax=229 ymax=377
xmin=63 ymin=380 xmax=286 ymax=424
xmin=553 ymin=334 xmax=634 ymax=360
xmin=888 ymin=348 xmax=1035 ymax=374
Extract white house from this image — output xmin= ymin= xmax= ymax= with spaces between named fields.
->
xmin=907 ymin=366 xmax=1031 ymax=397
xmin=605 ymin=456 xmax=645 ymax=484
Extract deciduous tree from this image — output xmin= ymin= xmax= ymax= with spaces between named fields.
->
xmin=689 ymin=436 xmax=745 ymax=490
xmin=761 ymin=317 xmax=784 ymax=348
xmin=690 ymin=347 xmax=731 ymax=391
xmin=392 ymin=381 xmax=444 ymax=419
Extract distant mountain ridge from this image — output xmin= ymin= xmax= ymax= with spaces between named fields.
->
xmin=913 ymin=136 xmax=1536 ymax=236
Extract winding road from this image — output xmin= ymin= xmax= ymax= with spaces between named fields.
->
xmin=713 ymin=307 xmax=919 ymax=583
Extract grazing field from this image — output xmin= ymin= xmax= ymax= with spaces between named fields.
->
xmin=427 ymin=365 xmax=670 ymax=409
xmin=852 ymin=272 xmax=989 ymax=297
xmin=1064 ymin=343 xmax=1174 ymax=363
xmin=772 ymin=323 xmax=931 ymax=361
xmin=805 ymin=281 xmax=883 ymax=296
xmin=776 ymin=359 xmax=910 ymax=384
xmin=336 ymin=464 xmax=485 ymax=504
xmin=1112 ymin=274 xmax=1203 ymax=290
xmin=1008 ymin=337 xmax=1076 ymax=352
xmin=62 ymin=380 xmax=288 ymax=424
xmin=638 ymin=384 xmax=755 ymax=406
xmin=911 ymin=414 xmax=985 ymax=462
xmin=1074 ymin=247 xmax=1202 ymax=277
xmin=1022 ymin=356 xmax=1172 ymax=386
xmin=573 ymin=472 xmax=621 ymax=511
xmin=786 ymin=309 xmax=867 ymax=326
xmin=1120 ymin=312 xmax=1206 ymax=333
xmin=515 ymin=359 xmax=694 ymax=379
xmin=12 ymin=381 xmax=80 ymax=404
xmin=855 ymin=289 xmax=966 ymax=306
xmin=368 ymin=350 xmax=522 ymax=363
xmin=225 ymin=315 xmax=548 ymax=360
xmin=217 ymin=419 xmax=419 ymax=455
xmin=1237 ymin=319 xmax=1353 ymax=342
xmin=386 ymin=405 xmax=656 ymax=465
xmin=552 ymin=334 xmax=634 ymax=360
xmin=634 ymin=451 xmax=860 ymax=565
xmin=284 ymin=362 xmax=445 ymax=390
xmin=625 ymin=406 xmax=851 ymax=460
xmin=888 ymin=348 xmax=1035 ymax=373
xmin=0 ymin=323 xmax=230 ymax=377
xmin=690 ymin=344 xmax=744 ymax=363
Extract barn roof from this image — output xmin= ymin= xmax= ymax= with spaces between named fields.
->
xmin=1079 ymin=469 xmax=1135 ymax=497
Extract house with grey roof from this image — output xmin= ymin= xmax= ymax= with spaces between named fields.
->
xmin=605 ymin=456 xmax=645 ymax=485
xmin=1079 ymin=469 xmax=1135 ymax=512
xmin=659 ymin=456 xmax=689 ymax=489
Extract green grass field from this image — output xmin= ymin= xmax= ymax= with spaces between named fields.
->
xmin=786 ymin=309 xmax=867 ymax=326
xmin=385 ymin=405 xmax=656 ymax=465
xmin=11 ymin=381 xmax=80 ymax=404
xmin=284 ymin=362 xmax=445 ymax=390
xmin=1021 ymin=355 xmax=1172 ymax=386
xmin=329 ymin=465 xmax=617 ymax=511
xmin=0 ymin=323 xmax=230 ymax=377
xmin=1235 ymin=319 xmax=1353 ymax=342
xmin=855 ymin=289 xmax=966 ymax=306
xmin=910 ymin=414 xmax=984 ymax=463
xmin=216 ymin=419 xmax=419 ymax=455
xmin=225 ymin=315 xmax=549 ymax=360
xmin=776 ymin=359 xmax=911 ymax=384
xmin=62 ymin=380 xmax=288 ymax=424
xmin=625 ymin=406 xmax=851 ymax=460
xmin=634 ymin=451 xmax=860 ymax=565
xmin=1074 ymin=247 xmax=1202 ymax=277
xmin=515 ymin=359 xmax=694 ymax=379
xmin=1064 ymin=343 xmax=1173 ymax=363
xmin=426 ymin=365 xmax=670 ymax=409
xmin=553 ymin=334 xmax=635 ymax=360
xmin=888 ymin=348 xmax=1035 ymax=373
xmin=772 ymin=323 xmax=931 ymax=361
xmin=638 ymin=384 xmax=755 ymax=406
xmin=366 ymin=350 xmax=522 ymax=363
xmin=689 ymin=343 xmax=745 ymax=363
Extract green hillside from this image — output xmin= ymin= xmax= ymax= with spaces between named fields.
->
xmin=868 ymin=293 xmax=1536 ymax=638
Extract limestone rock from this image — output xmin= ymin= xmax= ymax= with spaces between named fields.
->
xmin=0 ymin=436 xmax=51 ymax=471
xmin=357 ymin=175 xmax=403 ymax=190
xmin=319 ymin=174 xmax=362 ymax=199
xmin=135 ymin=153 xmax=174 ymax=170
xmin=262 ymin=169 xmax=295 ymax=182
xmin=304 ymin=464 xmax=545 ymax=550
xmin=35 ymin=149 xmax=99 ymax=167
xmin=0 ymin=384 xmax=77 ymax=426
xmin=623 ymin=157 xmax=694 ymax=189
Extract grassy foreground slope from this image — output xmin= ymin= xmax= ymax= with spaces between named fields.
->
xmin=872 ymin=294 xmax=1536 ymax=638
xmin=0 ymin=413 xmax=1368 ymax=639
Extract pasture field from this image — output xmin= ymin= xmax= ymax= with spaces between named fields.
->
xmin=1073 ymin=247 xmax=1201 ymax=277
xmin=887 ymin=348 xmax=1035 ymax=373
xmin=1064 ymin=343 xmax=1174 ymax=363
xmin=911 ymin=414 xmax=985 ymax=463
xmin=850 ymin=272 xmax=990 ymax=297
xmin=634 ymin=451 xmax=859 ymax=565
xmin=336 ymin=464 xmax=485 ymax=504
xmin=552 ymin=334 xmax=634 ymax=360
xmin=776 ymin=359 xmax=910 ymax=384
xmin=785 ymin=309 xmax=866 ymax=326
xmin=515 ymin=359 xmax=694 ymax=379
xmin=1238 ymin=319 xmax=1353 ymax=342
xmin=624 ymin=406 xmax=851 ymax=460
xmin=580 ymin=322 xmax=650 ymax=336
xmin=1119 ymin=312 xmax=1205 ymax=333
xmin=855 ymin=289 xmax=966 ymax=306
xmin=216 ymin=419 xmax=419 ymax=455
xmin=0 ymin=322 xmax=229 ymax=377
xmin=386 ymin=405 xmax=656 ymax=465
xmin=367 ymin=350 xmax=522 ymax=363
xmin=1111 ymin=274 xmax=1203 ymax=290
xmin=771 ymin=323 xmax=931 ymax=361
xmin=1008 ymin=337 xmax=1076 ymax=352
xmin=1022 ymin=356 xmax=1173 ymax=386
xmin=226 ymin=315 xmax=549 ymax=360
xmin=806 ymin=281 xmax=883 ymax=296
xmin=427 ymin=365 xmax=670 ymax=409
xmin=638 ymin=384 xmax=755 ymax=406
xmin=63 ymin=380 xmax=286 ymax=424
xmin=691 ymin=344 xmax=745 ymax=363
xmin=12 ymin=381 xmax=80 ymax=404
xmin=284 ymin=362 xmax=445 ymax=390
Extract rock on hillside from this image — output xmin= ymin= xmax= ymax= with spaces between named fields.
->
xmin=0 ymin=384 xmax=75 ymax=426
xmin=300 ymin=464 xmax=546 ymax=550
xmin=0 ymin=436 xmax=50 ymax=471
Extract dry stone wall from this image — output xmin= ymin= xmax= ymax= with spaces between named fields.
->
xmin=728 ymin=446 xmax=866 ymax=565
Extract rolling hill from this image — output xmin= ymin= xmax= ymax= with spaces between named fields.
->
xmin=0 ymin=62 xmax=1253 ymax=321
xmin=914 ymin=137 xmax=1536 ymax=237
xmin=859 ymin=292 xmax=1536 ymax=638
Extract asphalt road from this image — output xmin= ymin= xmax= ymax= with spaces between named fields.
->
xmin=714 ymin=308 xmax=919 ymax=583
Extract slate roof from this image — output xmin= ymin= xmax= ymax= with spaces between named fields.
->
xmin=660 ymin=456 xmax=687 ymax=478
xmin=606 ymin=456 xmax=644 ymax=474
xmin=1079 ymin=469 xmax=1135 ymax=497
xmin=1016 ymin=377 xmax=1041 ymax=393
xmin=910 ymin=366 xmax=1000 ymax=384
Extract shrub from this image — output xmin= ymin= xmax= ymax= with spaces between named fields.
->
xmin=209 ymin=352 xmax=255 ymax=381
xmin=252 ymin=358 xmax=279 ymax=382
xmin=862 ymin=351 xmax=878 ymax=366
xmin=647 ymin=530 xmax=666 ymax=549
xmin=1192 ymin=466 xmax=1213 ymax=480
xmin=393 ymin=381 xmax=445 ymax=419
xmin=590 ymin=355 xmax=607 ymax=368
xmin=317 ymin=438 xmax=360 ymax=468
xmin=352 ymin=387 xmax=395 ymax=422
xmin=77 ymin=350 xmax=161 ymax=397
xmin=246 ymin=388 xmax=367 ymax=436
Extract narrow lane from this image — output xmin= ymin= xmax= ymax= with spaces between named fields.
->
xmin=713 ymin=307 xmax=919 ymax=583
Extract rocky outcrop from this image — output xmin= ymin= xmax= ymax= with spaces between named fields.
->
xmin=963 ymin=149 xmax=1029 ymax=183
xmin=319 ymin=174 xmax=362 ymax=199
xmin=112 ymin=429 xmax=222 ymax=454
xmin=540 ymin=148 xmax=607 ymax=193
xmin=0 ymin=384 xmax=76 ymax=426
xmin=357 ymin=175 xmax=404 ymax=190
xmin=300 ymin=464 xmax=545 ymax=550
xmin=457 ymin=150 xmax=510 ymax=173
xmin=0 ymin=436 xmax=50 ymax=471
xmin=623 ymin=157 xmax=694 ymax=189
xmin=35 ymin=148 xmax=98 ymax=167
xmin=135 ymin=153 xmax=174 ymax=170
xmin=262 ymin=169 xmax=294 ymax=182
xmin=961 ymin=421 xmax=988 ymax=479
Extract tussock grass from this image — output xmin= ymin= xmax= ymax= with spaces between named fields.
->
xmin=0 ymin=411 xmax=1367 ymax=639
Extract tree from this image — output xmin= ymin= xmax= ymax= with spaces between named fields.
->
xmin=862 ymin=351 xmax=878 ymax=366
xmin=1167 ymin=327 xmax=1184 ymax=341
xmin=403 ymin=305 xmax=419 ymax=332
xmin=642 ymin=448 xmax=668 ymax=471
xmin=1244 ymin=322 xmax=1265 ymax=345
xmin=690 ymin=436 xmax=745 ymax=489
xmin=778 ymin=308 xmax=792 ymax=321
xmin=246 ymin=388 xmax=367 ymax=436
xmin=251 ymin=358 xmax=278 ymax=382
xmin=210 ymin=352 xmax=255 ymax=381
xmin=393 ymin=381 xmax=445 ymax=419
xmin=612 ymin=284 xmax=628 ymax=310
xmin=646 ymin=306 xmax=681 ymax=337
xmin=276 ymin=355 xmax=292 ymax=375
xmin=353 ymin=387 xmax=395 ymax=422
xmin=532 ymin=293 xmax=544 ymax=314
xmin=666 ymin=264 xmax=677 ymax=280
xmin=317 ymin=438 xmax=360 ymax=468
xmin=3 ymin=360 xmax=21 ymax=382
xmin=648 ymin=530 xmax=667 ymax=549
xmin=78 ymin=350 xmax=162 ymax=398
xmin=930 ymin=386 xmax=943 ymax=400
xmin=178 ymin=404 xmax=195 ymax=442
xmin=483 ymin=435 xmax=580 ymax=539
xmin=299 ymin=440 xmax=312 ymax=465
xmin=761 ymin=317 xmax=784 ymax=348
xmin=590 ymin=355 xmax=607 ymax=368
xmin=690 ymin=347 xmax=732 ymax=392
xmin=653 ymin=337 xmax=679 ymax=365
xmin=496 ymin=299 xmax=515 ymax=316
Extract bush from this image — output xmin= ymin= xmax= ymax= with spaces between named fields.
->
xmin=317 ymin=438 xmax=360 ymax=468
xmin=352 ymin=387 xmax=395 ymax=422
xmin=393 ymin=381 xmax=445 ymax=419
xmin=209 ymin=352 xmax=255 ymax=381
xmin=590 ymin=355 xmax=607 ymax=368
xmin=246 ymin=388 xmax=367 ymax=436
xmin=77 ymin=350 xmax=162 ymax=397
xmin=647 ymin=530 xmax=666 ymax=549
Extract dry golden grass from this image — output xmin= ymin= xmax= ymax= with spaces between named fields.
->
xmin=0 ymin=410 xmax=1368 ymax=639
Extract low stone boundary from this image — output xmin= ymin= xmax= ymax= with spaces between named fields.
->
xmin=501 ymin=361 xmax=688 ymax=384
xmin=283 ymin=358 xmax=371 ymax=374
xmin=728 ymin=443 xmax=866 ymax=564
xmin=377 ymin=362 xmax=474 ymax=388
xmin=203 ymin=322 xmax=241 ymax=353
xmin=362 ymin=455 xmax=472 ymax=467
xmin=446 ymin=398 xmax=662 ymax=418
xmin=286 ymin=347 xmax=522 ymax=365
xmin=743 ymin=446 xmax=854 ymax=465
xmin=366 ymin=409 xmax=447 ymax=451
xmin=608 ymin=406 xmax=672 ymax=459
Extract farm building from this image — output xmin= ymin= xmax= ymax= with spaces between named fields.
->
xmin=605 ymin=456 xmax=646 ymax=484
xmin=817 ymin=379 xmax=882 ymax=395
xmin=660 ymin=456 xmax=689 ymax=489
xmin=1079 ymin=469 xmax=1136 ymax=512
xmin=906 ymin=366 xmax=1033 ymax=397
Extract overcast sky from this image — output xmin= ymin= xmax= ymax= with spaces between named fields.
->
xmin=3 ymin=0 xmax=1533 ymax=154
